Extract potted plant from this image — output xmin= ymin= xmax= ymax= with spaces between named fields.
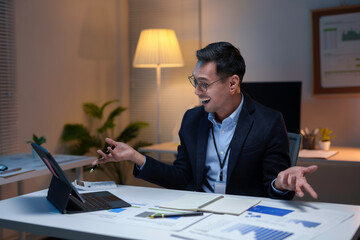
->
xmin=319 ymin=128 xmax=335 ymax=150
xmin=26 ymin=134 xmax=46 ymax=159
xmin=61 ymin=99 xmax=151 ymax=184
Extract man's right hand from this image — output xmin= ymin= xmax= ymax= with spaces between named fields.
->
xmin=91 ymin=138 xmax=146 ymax=168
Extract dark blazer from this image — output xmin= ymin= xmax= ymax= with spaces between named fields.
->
xmin=134 ymin=93 xmax=295 ymax=200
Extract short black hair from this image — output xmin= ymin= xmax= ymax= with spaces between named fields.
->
xmin=196 ymin=42 xmax=246 ymax=83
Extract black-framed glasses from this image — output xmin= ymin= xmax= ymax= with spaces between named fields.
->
xmin=188 ymin=75 xmax=225 ymax=92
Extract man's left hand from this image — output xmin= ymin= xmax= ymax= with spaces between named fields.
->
xmin=275 ymin=165 xmax=318 ymax=199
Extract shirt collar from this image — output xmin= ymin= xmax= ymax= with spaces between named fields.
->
xmin=208 ymin=94 xmax=244 ymax=126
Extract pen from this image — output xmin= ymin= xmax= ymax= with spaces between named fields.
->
xmin=1 ymin=167 xmax=22 ymax=175
xmin=89 ymin=165 xmax=97 ymax=173
xmin=149 ymin=212 xmax=203 ymax=218
xmin=90 ymin=145 xmax=115 ymax=173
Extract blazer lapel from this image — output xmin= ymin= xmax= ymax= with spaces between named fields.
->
xmin=226 ymin=94 xmax=255 ymax=181
xmin=195 ymin=114 xmax=210 ymax=189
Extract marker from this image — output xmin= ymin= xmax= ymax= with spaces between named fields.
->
xmin=89 ymin=165 xmax=97 ymax=173
xmin=149 ymin=212 xmax=203 ymax=218
xmin=1 ymin=168 xmax=22 ymax=175
xmin=90 ymin=145 xmax=115 ymax=173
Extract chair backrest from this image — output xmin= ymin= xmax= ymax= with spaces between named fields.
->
xmin=242 ymin=82 xmax=302 ymax=133
xmin=288 ymin=132 xmax=301 ymax=166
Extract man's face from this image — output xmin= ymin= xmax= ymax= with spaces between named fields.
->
xmin=193 ymin=62 xmax=231 ymax=117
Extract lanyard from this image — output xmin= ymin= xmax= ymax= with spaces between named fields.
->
xmin=211 ymin=125 xmax=231 ymax=181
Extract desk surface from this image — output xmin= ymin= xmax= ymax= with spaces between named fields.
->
xmin=0 ymin=185 xmax=359 ymax=240
xmin=0 ymin=153 xmax=95 ymax=185
xmin=298 ymin=146 xmax=360 ymax=164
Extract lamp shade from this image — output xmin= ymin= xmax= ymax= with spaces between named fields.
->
xmin=133 ymin=29 xmax=184 ymax=68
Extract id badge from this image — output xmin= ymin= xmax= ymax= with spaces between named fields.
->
xmin=214 ymin=181 xmax=226 ymax=194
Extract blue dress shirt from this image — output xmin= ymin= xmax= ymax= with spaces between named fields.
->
xmin=202 ymin=96 xmax=244 ymax=192
xmin=202 ymin=95 xmax=286 ymax=195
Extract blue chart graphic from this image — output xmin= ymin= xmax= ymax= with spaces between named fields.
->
xmin=223 ymin=223 xmax=293 ymax=240
xmin=287 ymin=219 xmax=321 ymax=228
xmin=248 ymin=205 xmax=294 ymax=217
xmin=245 ymin=212 xmax=261 ymax=218
xmin=109 ymin=208 xmax=126 ymax=213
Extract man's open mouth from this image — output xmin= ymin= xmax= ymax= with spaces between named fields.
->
xmin=200 ymin=97 xmax=210 ymax=104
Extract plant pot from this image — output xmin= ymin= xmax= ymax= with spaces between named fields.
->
xmin=32 ymin=148 xmax=41 ymax=160
xmin=319 ymin=141 xmax=331 ymax=151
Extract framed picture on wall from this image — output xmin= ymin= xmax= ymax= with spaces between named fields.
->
xmin=312 ymin=5 xmax=360 ymax=94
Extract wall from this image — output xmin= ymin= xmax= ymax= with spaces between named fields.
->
xmin=16 ymin=0 xmax=123 ymax=154
xmin=12 ymin=0 xmax=129 ymax=192
xmin=129 ymin=0 xmax=200 ymax=147
xmin=200 ymin=0 xmax=360 ymax=147
xmin=1 ymin=1 xmax=128 ymax=238
xmin=128 ymin=0 xmax=360 ymax=205
xmin=129 ymin=0 xmax=360 ymax=148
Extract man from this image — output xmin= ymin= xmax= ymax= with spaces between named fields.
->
xmin=93 ymin=42 xmax=318 ymax=200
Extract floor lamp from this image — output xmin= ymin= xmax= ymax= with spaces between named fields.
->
xmin=133 ymin=29 xmax=184 ymax=144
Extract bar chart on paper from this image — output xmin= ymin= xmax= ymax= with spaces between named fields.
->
xmin=247 ymin=205 xmax=294 ymax=216
xmin=222 ymin=223 xmax=293 ymax=240
xmin=175 ymin=203 xmax=353 ymax=240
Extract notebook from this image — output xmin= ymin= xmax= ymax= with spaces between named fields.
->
xmin=31 ymin=143 xmax=131 ymax=214
xmin=159 ymin=194 xmax=261 ymax=215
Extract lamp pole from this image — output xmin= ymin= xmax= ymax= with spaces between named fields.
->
xmin=156 ymin=65 xmax=161 ymax=144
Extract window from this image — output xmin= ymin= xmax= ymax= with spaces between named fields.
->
xmin=0 ymin=0 xmax=17 ymax=155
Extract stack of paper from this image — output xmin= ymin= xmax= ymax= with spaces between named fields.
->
xmin=299 ymin=149 xmax=338 ymax=159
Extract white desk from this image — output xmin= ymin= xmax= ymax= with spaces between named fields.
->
xmin=0 ymin=153 xmax=96 ymax=187
xmin=0 ymin=153 xmax=95 ymax=240
xmin=0 ymin=185 xmax=359 ymax=240
xmin=0 ymin=153 xmax=96 ymax=202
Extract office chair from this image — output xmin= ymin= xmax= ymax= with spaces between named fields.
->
xmin=288 ymin=132 xmax=301 ymax=166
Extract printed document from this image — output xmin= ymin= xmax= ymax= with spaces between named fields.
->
xmin=173 ymin=202 xmax=353 ymax=240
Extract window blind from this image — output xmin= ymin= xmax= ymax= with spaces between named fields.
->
xmin=0 ymin=0 xmax=17 ymax=155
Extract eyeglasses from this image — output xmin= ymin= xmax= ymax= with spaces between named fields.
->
xmin=188 ymin=75 xmax=226 ymax=92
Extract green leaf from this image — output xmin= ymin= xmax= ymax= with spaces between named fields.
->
xmin=97 ymin=106 xmax=126 ymax=134
xmin=27 ymin=134 xmax=46 ymax=145
xmin=61 ymin=124 xmax=101 ymax=155
xmin=83 ymin=103 xmax=102 ymax=119
xmin=61 ymin=124 xmax=91 ymax=141
xmin=36 ymin=136 xmax=47 ymax=145
xmin=116 ymin=121 xmax=149 ymax=143
xmin=97 ymin=121 xmax=115 ymax=134
xmin=108 ymin=106 xmax=127 ymax=121
xmin=100 ymin=99 xmax=119 ymax=113
xmin=67 ymin=138 xmax=99 ymax=155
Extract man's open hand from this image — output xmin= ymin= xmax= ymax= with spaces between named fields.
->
xmin=275 ymin=165 xmax=318 ymax=199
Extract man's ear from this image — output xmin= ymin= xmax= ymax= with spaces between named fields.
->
xmin=229 ymin=75 xmax=241 ymax=94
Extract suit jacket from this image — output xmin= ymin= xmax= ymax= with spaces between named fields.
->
xmin=134 ymin=92 xmax=295 ymax=200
